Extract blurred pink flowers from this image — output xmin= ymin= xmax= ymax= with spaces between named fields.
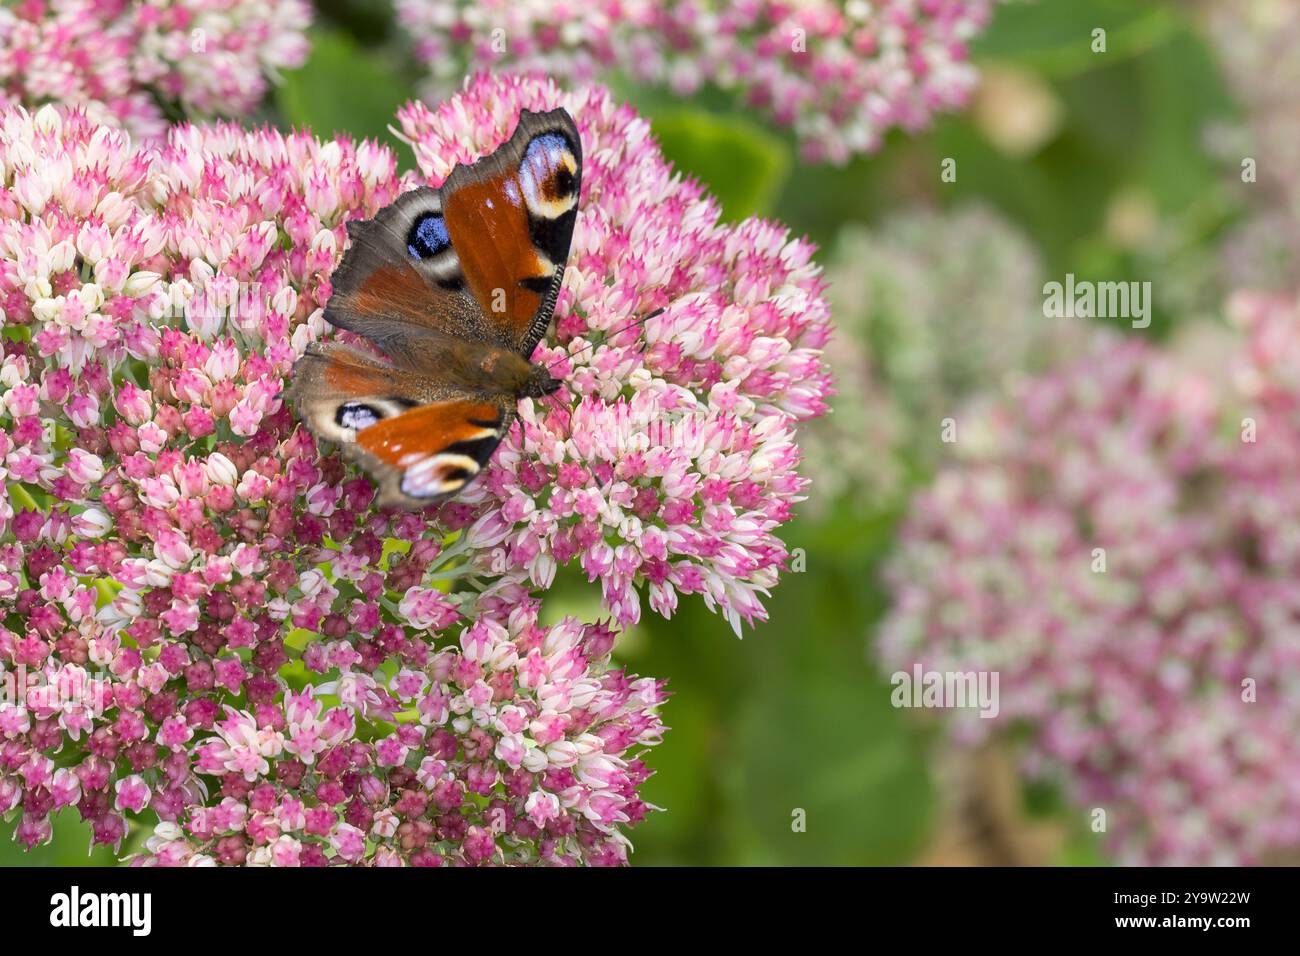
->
xmin=0 ymin=0 xmax=311 ymax=140
xmin=396 ymin=0 xmax=997 ymax=164
xmin=1203 ymin=0 xmax=1300 ymax=295
xmin=0 ymin=70 xmax=829 ymax=864
xmin=879 ymin=297 xmax=1300 ymax=865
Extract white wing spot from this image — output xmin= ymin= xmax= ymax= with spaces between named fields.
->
xmin=400 ymin=453 xmax=481 ymax=499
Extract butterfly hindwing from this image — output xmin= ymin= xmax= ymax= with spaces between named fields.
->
xmin=288 ymin=341 xmax=407 ymax=446
xmin=287 ymin=342 xmax=511 ymax=506
xmin=355 ymin=400 xmax=507 ymax=502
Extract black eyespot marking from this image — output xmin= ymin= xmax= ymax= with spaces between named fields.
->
xmin=443 ymin=466 xmax=474 ymax=484
xmin=521 ymin=134 xmax=579 ymax=207
xmin=407 ymin=213 xmax=450 ymax=260
xmin=337 ymin=402 xmax=381 ymax=430
xmin=553 ymin=165 xmax=576 ymax=197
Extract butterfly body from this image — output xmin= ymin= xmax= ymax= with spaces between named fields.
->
xmin=287 ymin=109 xmax=581 ymax=507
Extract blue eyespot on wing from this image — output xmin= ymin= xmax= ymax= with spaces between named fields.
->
xmin=407 ymin=213 xmax=451 ymax=260
xmin=323 ymin=110 xmax=582 ymax=363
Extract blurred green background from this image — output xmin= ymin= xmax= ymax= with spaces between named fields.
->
xmin=2 ymin=0 xmax=1251 ymax=866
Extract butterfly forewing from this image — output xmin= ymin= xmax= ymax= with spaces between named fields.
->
xmin=441 ymin=108 xmax=583 ymax=356
xmin=324 ymin=190 xmax=486 ymax=365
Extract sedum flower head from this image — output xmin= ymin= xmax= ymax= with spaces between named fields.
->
xmin=0 ymin=70 xmax=828 ymax=864
xmin=1202 ymin=0 xmax=1300 ymax=295
xmin=0 ymin=0 xmax=311 ymax=141
xmin=802 ymin=203 xmax=1063 ymax=511
xmin=878 ymin=298 xmax=1300 ymax=865
xmin=141 ymin=601 xmax=665 ymax=866
xmin=398 ymin=75 xmax=833 ymax=634
xmin=828 ymin=203 xmax=1049 ymax=426
xmin=396 ymin=0 xmax=999 ymax=164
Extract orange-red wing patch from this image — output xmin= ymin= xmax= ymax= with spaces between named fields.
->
xmin=355 ymin=400 xmax=502 ymax=467
xmin=319 ymin=346 xmax=394 ymax=394
xmin=442 ymin=172 xmax=550 ymax=341
xmin=349 ymin=264 xmax=439 ymax=318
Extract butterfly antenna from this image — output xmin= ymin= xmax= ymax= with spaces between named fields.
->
xmin=541 ymin=307 xmax=665 ymax=376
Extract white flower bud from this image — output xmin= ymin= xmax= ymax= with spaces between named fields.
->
xmin=122 ymin=271 xmax=162 ymax=297
xmin=204 ymin=452 xmax=238 ymax=486
xmin=72 ymin=507 xmax=113 ymax=539
xmin=310 ymin=228 xmax=336 ymax=258
xmin=272 ymin=285 xmax=298 ymax=317
xmin=47 ymin=240 xmax=77 ymax=273
xmin=33 ymin=104 xmax=62 ymax=135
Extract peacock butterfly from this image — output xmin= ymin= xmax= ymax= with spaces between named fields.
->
xmin=288 ymin=108 xmax=582 ymax=507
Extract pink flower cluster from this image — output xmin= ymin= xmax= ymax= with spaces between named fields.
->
xmin=0 ymin=0 xmax=311 ymax=141
xmin=396 ymin=0 xmax=997 ymax=164
xmin=400 ymin=76 xmax=832 ymax=634
xmin=0 ymin=70 xmax=828 ymax=865
xmin=879 ymin=301 xmax=1300 ymax=865
xmin=144 ymin=601 xmax=663 ymax=866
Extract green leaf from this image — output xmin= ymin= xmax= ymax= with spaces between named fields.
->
xmin=1057 ymin=830 xmax=1113 ymax=867
xmin=312 ymin=0 xmax=398 ymax=45
xmin=974 ymin=0 xmax=1180 ymax=77
xmin=722 ymin=556 xmax=936 ymax=865
xmin=1131 ymin=28 xmax=1237 ymax=211
xmin=277 ymin=29 xmax=413 ymax=164
xmin=646 ymin=108 xmax=792 ymax=221
xmin=0 ymin=809 xmax=122 ymax=867
xmin=627 ymin=515 xmax=937 ymax=866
